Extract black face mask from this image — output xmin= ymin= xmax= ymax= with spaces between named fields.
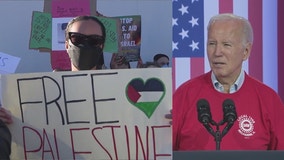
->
xmin=67 ymin=44 xmax=103 ymax=70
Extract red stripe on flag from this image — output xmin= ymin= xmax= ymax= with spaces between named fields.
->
xmin=172 ymin=58 xmax=176 ymax=92
xmin=190 ymin=58 xmax=204 ymax=79
xmin=219 ymin=0 xmax=233 ymax=13
xmin=278 ymin=0 xmax=284 ymax=101
xmin=248 ymin=0 xmax=263 ymax=81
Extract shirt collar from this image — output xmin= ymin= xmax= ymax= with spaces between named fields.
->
xmin=211 ymin=70 xmax=245 ymax=93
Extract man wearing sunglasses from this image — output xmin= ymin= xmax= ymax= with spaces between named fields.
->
xmin=65 ymin=15 xmax=106 ymax=71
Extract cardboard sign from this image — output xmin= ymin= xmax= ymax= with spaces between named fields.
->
xmin=97 ymin=16 xmax=120 ymax=53
xmin=0 ymin=52 xmax=21 ymax=74
xmin=115 ymin=15 xmax=141 ymax=62
xmin=29 ymin=11 xmax=52 ymax=50
xmin=2 ymin=68 xmax=172 ymax=160
xmin=51 ymin=0 xmax=91 ymax=18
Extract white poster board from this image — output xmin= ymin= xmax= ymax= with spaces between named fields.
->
xmin=2 ymin=68 xmax=172 ymax=160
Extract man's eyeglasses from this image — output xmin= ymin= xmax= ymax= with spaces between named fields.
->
xmin=68 ymin=32 xmax=105 ymax=47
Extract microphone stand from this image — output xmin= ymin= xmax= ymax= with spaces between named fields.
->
xmin=201 ymin=122 xmax=233 ymax=150
xmin=207 ymin=120 xmax=228 ymax=150
xmin=214 ymin=120 xmax=236 ymax=150
xmin=202 ymin=120 xmax=223 ymax=150
xmin=215 ymin=125 xmax=222 ymax=150
xmin=202 ymin=123 xmax=215 ymax=138
xmin=198 ymin=99 xmax=237 ymax=150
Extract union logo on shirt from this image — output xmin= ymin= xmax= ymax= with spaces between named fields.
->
xmin=237 ymin=114 xmax=256 ymax=137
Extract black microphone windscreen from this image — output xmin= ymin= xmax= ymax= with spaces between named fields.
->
xmin=222 ymin=99 xmax=237 ymax=123
xmin=197 ymin=99 xmax=212 ymax=124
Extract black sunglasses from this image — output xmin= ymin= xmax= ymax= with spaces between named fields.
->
xmin=68 ymin=32 xmax=105 ymax=47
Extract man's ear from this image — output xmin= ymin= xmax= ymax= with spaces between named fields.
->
xmin=243 ymin=42 xmax=252 ymax=61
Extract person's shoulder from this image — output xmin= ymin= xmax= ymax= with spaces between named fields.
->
xmin=245 ymin=73 xmax=284 ymax=110
xmin=245 ymin=73 xmax=279 ymax=95
xmin=175 ymin=72 xmax=211 ymax=93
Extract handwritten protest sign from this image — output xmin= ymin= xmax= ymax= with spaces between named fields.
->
xmin=50 ymin=50 xmax=71 ymax=71
xmin=97 ymin=16 xmax=120 ymax=53
xmin=51 ymin=17 xmax=72 ymax=51
xmin=115 ymin=15 xmax=141 ymax=62
xmin=51 ymin=0 xmax=91 ymax=18
xmin=44 ymin=0 xmax=97 ymax=16
xmin=29 ymin=11 xmax=52 ymax=50
xmin=0 ymin=52 xmax=21 ymax=74
xmin=2 ymin=68 xmax=172 ymax=160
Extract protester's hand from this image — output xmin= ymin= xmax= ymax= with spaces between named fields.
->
xmin=114 ymin=56 xmax=126 ymax=65
xmin=136 ymin=56 xmax=144 ymax=68
xmin=165 ymin=109 xmax=172 ymax=125
xmin=0 ymin=107 xmax=13 ymax=124
xmin=110 ymin=53 xmax=128 ymax=69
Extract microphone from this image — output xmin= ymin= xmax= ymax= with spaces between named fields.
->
xmin=197 ymin=99 xmax=212 ymax=124
xmin=222 ymin=99 xmax=237 ymax=136
xmin=222 ymin=99 xmax=237 ymax=123
xmin=197 ymin=99 xmax=215 ymax=137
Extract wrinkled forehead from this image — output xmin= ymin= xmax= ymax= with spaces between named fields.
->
xmin=208 ymin=20 xmax=244 ymax=38
xmin=209 ymin=19 xmax=242 ymax=30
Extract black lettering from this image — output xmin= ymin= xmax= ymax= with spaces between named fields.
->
xmin=90 ymin=72 xmax=119 ymax=124
xmin=42 ymin=76 xmax=65 ymax=125
xmin=62 ymin=74 xmax=89 ymax=124
xmin=17 ymin=77 xmax=43 ymax=122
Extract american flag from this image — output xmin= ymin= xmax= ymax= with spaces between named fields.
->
xmin=172 ymin=0 xmax=284 ymax=101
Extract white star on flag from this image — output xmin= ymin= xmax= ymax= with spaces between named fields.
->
xmin=179 ymin=28 xmax=189 ymax=39
xmin=172 ymin=41 xmax=178 ymax=51
xmin=189 ymin=16 xmax=199 ymax=27
xmin=189 ymin=40 xmax=199 ymax=51
xmin=172 ymin=18 xmax=178 ymax=26
xmin=178 ymin=4 xmax=189 ymax=15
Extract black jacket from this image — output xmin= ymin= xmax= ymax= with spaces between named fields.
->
xmin=0 ymin=119 xmax=11 ymax=160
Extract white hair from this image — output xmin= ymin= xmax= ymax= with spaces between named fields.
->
xmin=207 ymin=13 xmax=254 ymax=44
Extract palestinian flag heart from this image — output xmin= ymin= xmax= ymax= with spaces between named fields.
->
xmin=126 ymin=78 xmax=165 ymax=118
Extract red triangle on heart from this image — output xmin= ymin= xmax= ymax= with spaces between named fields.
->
xmin=127 ymin=84 xmax=141 ymax=103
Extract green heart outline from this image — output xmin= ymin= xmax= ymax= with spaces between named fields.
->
xmin=125 ymin=77 xmax=166 ymax=119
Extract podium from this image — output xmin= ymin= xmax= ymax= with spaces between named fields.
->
xmin=173 ymin=151 xmax=284 ymax=160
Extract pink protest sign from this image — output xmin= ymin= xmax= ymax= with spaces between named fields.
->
xmin=51 ymin=50 xmax=71 ymax=71
xmin=51 ymin=0 xmax=91 ymax=18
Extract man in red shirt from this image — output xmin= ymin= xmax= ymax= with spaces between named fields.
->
xmin=173 ymin=13 xmax=284 ymax=150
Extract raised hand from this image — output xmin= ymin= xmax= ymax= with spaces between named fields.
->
xmin=0 ymin=107 xmax=13 ymax=124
